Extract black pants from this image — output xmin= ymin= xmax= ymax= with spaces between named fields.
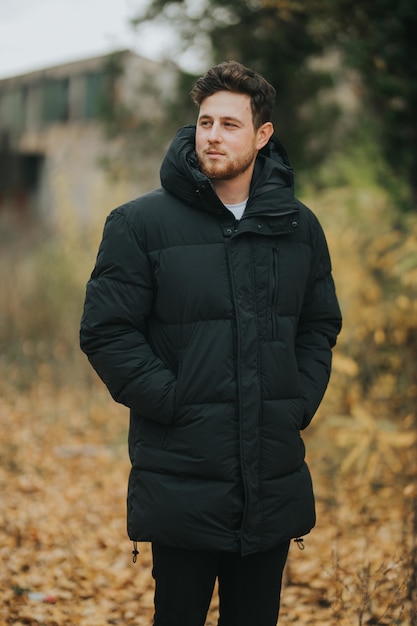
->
xmin=151 ymin=541 xmax=290 ymax=626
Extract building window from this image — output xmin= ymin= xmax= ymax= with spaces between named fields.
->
xmin=84 ymin=71 xmax=105 ymax=119
xmin=0 ymin=88 xmax=26 ymax=132
xmin=42 ymin=79 xmax=69 ymax=122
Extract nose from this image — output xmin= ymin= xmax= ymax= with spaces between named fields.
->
xmin=207 ymin=122 xmax=222 ymax=143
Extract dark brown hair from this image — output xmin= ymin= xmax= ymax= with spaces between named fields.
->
xmin=190 ymin=60 xmax=276 ymax=130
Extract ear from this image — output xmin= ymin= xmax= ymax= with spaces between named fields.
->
xmin=256 ymin=122 xmax=274 ymax=150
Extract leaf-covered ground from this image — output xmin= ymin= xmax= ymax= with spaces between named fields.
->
xmin=1 ymin=364 xmax=416 ymax=626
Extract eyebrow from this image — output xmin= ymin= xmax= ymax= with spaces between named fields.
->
xmin=198 ymin=114 xmax=243 ymax=124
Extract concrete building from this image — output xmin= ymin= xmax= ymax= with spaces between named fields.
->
xmin=0 ymin=50 xmax=179 ymax=224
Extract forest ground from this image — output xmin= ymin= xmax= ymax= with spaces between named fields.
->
xmin=1 ymin=359 xmax=416 ymax=626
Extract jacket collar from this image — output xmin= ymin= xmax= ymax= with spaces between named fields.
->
xmin=160 ymin=125 xmax=300 ymax=218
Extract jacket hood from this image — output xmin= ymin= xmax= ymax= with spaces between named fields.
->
xmin=160 ymin=125 xmax=297 ymax=214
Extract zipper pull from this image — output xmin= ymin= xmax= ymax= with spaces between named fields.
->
xmin=132 ymin=541 xmax=139 ymax=563
xmin=294 ymin=537 xmax=305 ymax=550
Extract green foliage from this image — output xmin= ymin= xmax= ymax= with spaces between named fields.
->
xmin=311 ymin=0 xmax=417 ymax=206
xmin=131 ymin=0 xmax=417 ymax=208
xmin=311 ymin=110 xmax=411 ymax=212
xmin=131 ymin=0 xmax=339 ymax=173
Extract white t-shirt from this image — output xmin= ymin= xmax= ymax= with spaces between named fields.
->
xmin=224 ymin=198 xmax=248 ymax=221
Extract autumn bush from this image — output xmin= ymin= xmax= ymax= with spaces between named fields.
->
xmin=1 ymin=155 xmax=417 ymax=623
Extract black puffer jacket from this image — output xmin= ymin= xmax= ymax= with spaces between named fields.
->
xmin=80 ymin=125 xmax=342 ymax=556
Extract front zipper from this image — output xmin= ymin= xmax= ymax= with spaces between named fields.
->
xmin=224 ymin=235 xmax=250 ymax=549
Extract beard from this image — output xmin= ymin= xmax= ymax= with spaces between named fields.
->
xmin=197 ymin=148 xmax=256 ymax=181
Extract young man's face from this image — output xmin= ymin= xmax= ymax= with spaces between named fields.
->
xmin=196 ymin=90 xmax=272 ymax=183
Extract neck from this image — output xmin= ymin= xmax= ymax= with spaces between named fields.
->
xmin=212 ymin=170 xmax=253 ymax=205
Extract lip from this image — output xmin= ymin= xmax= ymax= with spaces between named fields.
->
xmin=206 ymin=150 xmax=225 ymax=156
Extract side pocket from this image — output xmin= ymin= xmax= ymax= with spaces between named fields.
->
xmin=162 ymin=351 xmax=184 ymax=450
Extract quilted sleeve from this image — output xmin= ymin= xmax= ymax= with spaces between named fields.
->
xmin=80 ymin=209 xmax=177 ymax=425
xmin=295 ymin=215 xmax=342 ymax=428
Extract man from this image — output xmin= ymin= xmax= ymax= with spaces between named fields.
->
xmin=80 ymin=61 xmax=342 ymax=625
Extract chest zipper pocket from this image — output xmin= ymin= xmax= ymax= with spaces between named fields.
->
xmin=270 ymin=248 xmax=279 ymax=339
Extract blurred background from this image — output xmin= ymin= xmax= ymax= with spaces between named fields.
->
xmin=1 ymin=1 xmax=417 ymax=624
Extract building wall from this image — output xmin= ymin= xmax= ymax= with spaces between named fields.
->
xmin=0 ymin=50 xmax=179 ymax=224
